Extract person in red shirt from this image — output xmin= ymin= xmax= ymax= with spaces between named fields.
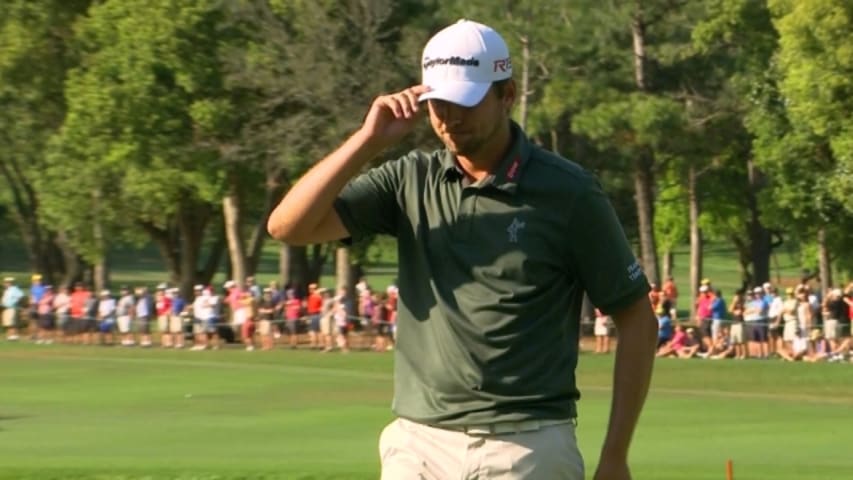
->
xmin=69 ymin=282 xmax=91 ymax=344
xmin=305 ymin=283 xmax=324 ymax=349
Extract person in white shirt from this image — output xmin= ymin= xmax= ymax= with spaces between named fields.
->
xmin=765 ymin=285 xmax=784 ymax=356
xmin=116 ymin=286 xmax=136 ymax=346
xmin=97 ymin=290 xmax=117 ymax=345
xmin=191 ymin=286 xmax=221 ymax=350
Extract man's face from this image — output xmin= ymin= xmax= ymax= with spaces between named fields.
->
xmin=427 ymin=82 xmax=515 ymax=158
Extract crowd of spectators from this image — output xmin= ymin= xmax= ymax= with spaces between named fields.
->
xmin=652 ymin=277 xmax=853 ymax=363
xmin=3 ymin=272 xmax=851 ymax=364
xmin=0 ymin=274 xmax=398 ymax=353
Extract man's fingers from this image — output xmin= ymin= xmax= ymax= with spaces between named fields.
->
xmin=376 ymin=86 xmax=431 ymax=119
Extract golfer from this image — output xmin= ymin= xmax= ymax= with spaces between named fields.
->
xmin=268 ymin=19 xmax=657 ymax=480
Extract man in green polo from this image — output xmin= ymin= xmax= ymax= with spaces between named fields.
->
xmin=268 ymin=19 xmax=658 ymax=480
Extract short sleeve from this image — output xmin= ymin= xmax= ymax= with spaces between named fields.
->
xmin=567 ymin=181 xmax=650 ymax=314
xmin=334 ymin=156 xmax=405 ymax=241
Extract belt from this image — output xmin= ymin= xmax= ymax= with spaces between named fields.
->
xmin=434 ymin=418 xmax=576 ymax=436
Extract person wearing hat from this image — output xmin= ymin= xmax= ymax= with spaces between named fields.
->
xmin=28 ymin=274 xmax=47 ymax=340
xmin=694 ymin=285 xmax=714 ymax=349
xmin=823 ymin=288 xmax=848 ymax=352
xmin=267 ymin=19 xmax=658 ymax=480
xmin=97 ymin=289 xmax=117 ymax=345
xmin=116 ymin=286 xmax=136 ymax=346
xmin=743 ymin=286 xmax=770 ymax=358
xmin=1 ymin=277 xmax=25 ymax=341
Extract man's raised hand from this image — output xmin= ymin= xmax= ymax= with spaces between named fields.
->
xmin=359 ymin=85 xmax=431 ymax=149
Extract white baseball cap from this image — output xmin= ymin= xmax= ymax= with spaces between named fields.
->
xmin=418 ymin=20 xmax=512 ymax=107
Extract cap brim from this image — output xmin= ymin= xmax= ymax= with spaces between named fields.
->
xmin=418 ymin=81 xmax=490 ymax=107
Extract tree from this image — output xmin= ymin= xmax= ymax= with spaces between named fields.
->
xmin=46 ymin=0 xmax=231 ymax=296
xmin=0 ymin=0 xmax=92 ymax=286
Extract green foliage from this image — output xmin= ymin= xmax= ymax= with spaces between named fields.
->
xmin=0 ymin=0 xmax=851 ymax=282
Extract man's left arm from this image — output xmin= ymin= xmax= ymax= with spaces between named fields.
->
xmin=594 ymin=295 xmax=658 ymax=480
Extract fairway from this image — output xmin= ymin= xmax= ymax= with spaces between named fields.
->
xmin=1 ymin=344 xmax=852 ymax=480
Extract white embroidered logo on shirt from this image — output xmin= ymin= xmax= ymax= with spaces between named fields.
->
xmin=507 ymin=217 xmax=526 ymax=243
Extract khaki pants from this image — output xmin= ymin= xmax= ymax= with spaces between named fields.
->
xmin=379 ymin=417 xmax=584 ymax=480
xmin=2 ymin=308 xmax=17 ymax=328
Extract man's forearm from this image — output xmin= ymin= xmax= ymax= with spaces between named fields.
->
xmin=267 ymin=129 xmax=383 ymax=244
xmin=600 ymin=300 xmax=658 ymax=461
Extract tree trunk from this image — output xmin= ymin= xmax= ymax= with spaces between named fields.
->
xmin=662 ymin=250 xmax=673 ymax=283
xmin=746 ymin=157 xmax=771 ymax=285
xmin=518 ymin=34 xmax=530 ymax=130
xmin=336 ymin=246 xmax=352 ymax=296
xmin=634 ymin=153 xmax=660 ymax=285
xmin=581 ymin=292 xmax=594 ymax=336
xmin=631 ymin=5 xmax=659 ymax=285
xmin=287 ymin=244 xmax=311 ymax=293
xmin=223 ymin=187 xmax=247 ymax=288
xmin=55 ymin=231 xmax=84 ymax=288
xmin=279 ymin=243 xmax=291 ymax=288
xmin=817 ymin=227 xmax=832 ymax=297
xmin=688 ymin=165 xmax=702 ymax=320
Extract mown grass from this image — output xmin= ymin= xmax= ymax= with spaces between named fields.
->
xmin=0 ymin=344 xmax=851 ymax=480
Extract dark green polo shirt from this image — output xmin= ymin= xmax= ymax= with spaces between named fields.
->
xmin=334 ymin=122 xmax=649 ymax=426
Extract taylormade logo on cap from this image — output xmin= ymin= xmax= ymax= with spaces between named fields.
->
xmin=419 ymin=19 xmax=512 ymax=107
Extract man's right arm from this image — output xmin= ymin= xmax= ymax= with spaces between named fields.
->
xmin=267 ymin=85 xmax=430 ymax=246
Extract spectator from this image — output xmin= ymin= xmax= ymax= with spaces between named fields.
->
xmin=824 ymin=288 xmax=847 ymax=352
xmin=116 ymin=286 xmax=136 ymax=346
xmin=656 ymin=305 xmax=674 ymax=349
xmin=766 ymin=285 xmax=784 ymax=356
xmin=306 ymin=283 xmax=324 ymax=349
xmin=744 ymin=286 xmax=769 ymax=358
xmin=371 ymin=292 xmax=392 ymax=353
xmin=226 ymin=281 xmax=248 ymax=342
xmin=28 ymin=274 xmax=46 ymax=340
xmin=154 ymin=284 xmax=172 ymax=347
xmin=191 ymin=286 xmax=220 ymax=351
xmin=2 ymin=276 xmax=25 ymax=341
xmin=135 ymin=286 xmax=154 ymax=347
xmin=97 ymin=289 xmax=117 ymax=346
xmin=677 ymin=328 xmax=703 ymax=359
xmin=695 ymin=285 xmax=713 ymax=348
xmin=334 ymin=288 xmax=350 ymax=354
xmin=168 ymin=288 xmax=187 ymax=349
xmin=700 ymin=326 xmax=732 ymax=359
xmin=35 ymin=285 xmax=56 ymax=344
xmin=648 ymin=282 xmax=661 ymax=315
xmin=593 ymin=308 xmax=611 ymax=354
xmin=796 ymin=286 xmax=813 ymax=335
xmin=240 ymin=288 xmax=257 ymax=351
xmin=662 ymin=276 xmax=678 ymax=313
xmin=284 ymin=288 xmax=302 ymax=349
xmin=780 ymin=287 xmax=800 ymax=354
xmin=804 ymin=328 xmax=831 ymax=363
xmin=710 ymin=288 xmax=727 ymax=341
xmin=656 ymin=324 xmax=689 ymax=358
xmin=257 ymin=288 xmax=276 ymax=351
xmin=246 ymin=276 xmax=261 ymax=300
xmin=69 ymin=282 xmax=90 ymax=344
xmin=53 ymin=285 xmax=71 ymax=343
xmin=319 ymin=288 xmax=336 ymax=353
xmin=728 ymin=289 xmax=746 ymax=360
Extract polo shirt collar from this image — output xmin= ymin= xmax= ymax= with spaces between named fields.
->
xmin=439 ymin=121 xmax=531 ymax=194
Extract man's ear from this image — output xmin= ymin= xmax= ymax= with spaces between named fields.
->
xmin=504 ymin=79 xmax=517 ymax=112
